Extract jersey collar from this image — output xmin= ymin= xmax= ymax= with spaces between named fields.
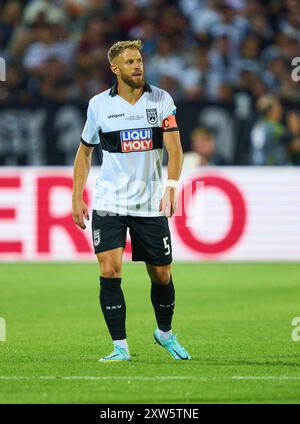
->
xmin=109 ymin=81 xmax=152 ymax=97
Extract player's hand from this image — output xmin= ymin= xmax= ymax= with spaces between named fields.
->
xmin=159 ymin=186 xmax=178 ymax=218
xmin=72 ymin=197 xmax=89 ymax=230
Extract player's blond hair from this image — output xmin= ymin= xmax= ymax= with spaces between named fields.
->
xmin=107 ymin=40 xmax=143 ymax=64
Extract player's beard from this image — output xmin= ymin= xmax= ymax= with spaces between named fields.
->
xmin=121 ymin=73 xmax=145 ymax=89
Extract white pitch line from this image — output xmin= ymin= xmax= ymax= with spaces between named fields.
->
xmin=1 ymin=376 xmax=300 ymax=381
xmin=0 ymin=376 xmax=206 ymax=381
xmin=232 ymin=376 xmax=300 ymax=380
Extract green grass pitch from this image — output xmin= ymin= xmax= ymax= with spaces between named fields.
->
xmin=1 ymin=262 xmax=300 ymax=404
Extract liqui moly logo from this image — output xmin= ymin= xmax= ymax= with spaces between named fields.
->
xmin=120 ymin=129 xmax=153 ymax=152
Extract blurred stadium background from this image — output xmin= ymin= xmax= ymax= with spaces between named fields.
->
xmin=0 ymin=0 xmax=300 ymax=261
xmin=1 ymin=0 xmax=300 ymax=166
xmin=1 ymin=0 xmax=300 ymax=405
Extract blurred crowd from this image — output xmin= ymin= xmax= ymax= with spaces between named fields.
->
xmin=1 ymin=0 xmax=300 ymax=165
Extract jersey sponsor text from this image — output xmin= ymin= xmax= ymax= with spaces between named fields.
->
xmin=120 ymin=129 xmax=153 ymax=152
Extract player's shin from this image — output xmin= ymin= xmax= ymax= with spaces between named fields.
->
xmin=99 ymin=277 xmax=127 ymax=345
xmin=150 ymin=277 xmax=175 ymax=338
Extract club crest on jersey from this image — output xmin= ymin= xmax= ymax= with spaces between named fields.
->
xmin=146 ymin=108 xmax=158 ymax=125
xmin=120 ymin=129 xmax=153 ymax=153
xmin=93 ymin=229 xmax=101 ymax=247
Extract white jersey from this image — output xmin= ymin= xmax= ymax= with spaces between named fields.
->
xmin=81 ymin=83 xmax=177 ymax=216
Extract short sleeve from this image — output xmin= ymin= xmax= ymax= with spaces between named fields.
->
xmin=161 ymin=91 xmax=177 ymax=120
xmin=81 ymin=100 xmax=100 ymax=145
xmin=161 ymin=91 xmax=178 ymax=131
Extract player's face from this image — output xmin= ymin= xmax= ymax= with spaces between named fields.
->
xmin=113 ymin=48 xmax=144 ymax=89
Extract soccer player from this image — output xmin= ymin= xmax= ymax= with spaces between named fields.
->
xmin=72 ymin=40 xmax=191 ymax=361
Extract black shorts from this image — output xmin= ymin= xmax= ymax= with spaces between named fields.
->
xmin=91 ymin=210 xmax=172 ymax=266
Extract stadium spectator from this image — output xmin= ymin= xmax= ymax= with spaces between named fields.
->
xmin=278 ymin=1 xmax=300 ymax=41
xmin=181 ymin=45 xmax=216 ymax=101
xmin=184 ymin=126 xmax=228 ymax=167
xmin=288 ymin=135 xmax=300 ymax=166
xmin=0 ymin=62 xmax=29 ymax=103
xmin=146 ymin=35 xmax=185 ymax=87
xmin=23 ymin=23 xmax=75 ymax=72
xmin=128 ymin=19 xmax=157 ymax=56
xmin=68 ymin=66 xmax=108 ymax=102
xmin=0 ymin=0 xmax=23 ymax=60
xmin=22 ymin=0 xmax=67 ymax=26
xmin=209 ymin=3 xmax=248 ymax=45
xmin=248 ymin=14 xmax=274 ymax=50
xmin=250 ymin=94 xmax=287 ymax=165
xmin=117 ymin=0 xmax=142 ymax=35
xmin=286 ymin=109 xmax=300 ymax=137
xmin=208 ymin=33 xmax=236 ymax=100
xmin=285 ymin=110 xmax=300 ymax=165
xmin=184 ymin=0 xmax=221 ymax=36
xmin=76 ymin=16 xmax=109 ymax=68
xmin=263 ymin=56 xmax=290 ymax=91
xmin=37 ymin=57 xmax=72 ymax=102
xmin=234 ymin=35 xmax=261 ymax=76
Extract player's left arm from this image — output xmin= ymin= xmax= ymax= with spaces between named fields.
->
xmin=161 ymin=129 xmax=184 ymax=217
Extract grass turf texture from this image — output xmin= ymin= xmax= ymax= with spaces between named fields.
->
xmin=0 ymin=262 xmax=300 ymax=404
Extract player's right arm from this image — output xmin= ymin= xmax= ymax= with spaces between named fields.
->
xmin=72 ymin=98 xmax=99 ymax=229
xmin=72 ymin=143 xmax=94 ymax=230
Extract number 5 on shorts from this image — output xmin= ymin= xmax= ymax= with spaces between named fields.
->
xmin=163 ymin=236 xmax=171 ymax=255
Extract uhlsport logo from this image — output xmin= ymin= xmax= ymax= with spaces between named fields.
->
xmin=107 ymin=113 xmax=125 ymax=119
xmin=120 ymin=129 xmax=153 ymax=152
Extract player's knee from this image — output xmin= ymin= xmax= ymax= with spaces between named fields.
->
xmin=152 ymin=269 xmax=171 ymax=285
xmin=157 ymin=275 xmax=171 ymax=285
xmin=100 ymin=264 xmax=122 ymax=278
